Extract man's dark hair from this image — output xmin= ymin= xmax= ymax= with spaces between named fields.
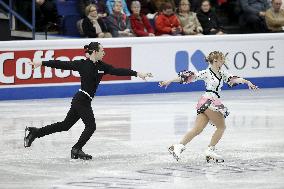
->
xmin=84 ymin=42 xmax=101 ymax=55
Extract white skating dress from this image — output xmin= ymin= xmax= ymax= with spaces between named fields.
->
xmin=179 ymin=67 xmax=240 ymax=118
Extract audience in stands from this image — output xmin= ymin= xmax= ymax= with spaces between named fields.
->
xmin=265 ymin=0 xmax=284 ymax=32
xmin=35 ymin=0 xmax=59 ymax=31
xmin=126 ymin=0 xmax=155 ymax=16
xmin=11 ymin=0 xmax=281 ymax=36
xmin=155 ymin=2 xmax=183 ymax=36
xmin=197 ymin=0 xmax=225 ymax=35
xmin=106 ymin=0 xmax=131 ymax=16
xmin=78 ymin=0 xmax=108 ymax=18
xmin=189 ymin=0 xmax=202 ymax=12
xmin=80 ymin=4 xmax=112 ymax=38
xmin=239 ymin=0 xmax=270 ymax=33
xmin=177 ymin=0 xmax=203 ymax=35
xmin=129 ymin=1 xmax=155 ymax=36
xmin=15 ymin=0 xmax=58 ymax=32
xmin=107 ymin=0 xmax=135 ymax=37
xmin=150 ymin=0 xmax=177 ymax=13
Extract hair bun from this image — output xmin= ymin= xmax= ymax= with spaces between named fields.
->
xmin=84 ymin=45 xmax=89 ymax=49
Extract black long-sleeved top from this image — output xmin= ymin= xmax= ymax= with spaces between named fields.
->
xmin=42 ymin=59 xmax=137 ymax=98
xmin=82 ymin=17 xmax=110 ymax=38
xmin=197 ymin=10 xmax=225 ymax=35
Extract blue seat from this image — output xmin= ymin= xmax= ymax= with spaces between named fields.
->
xmin=56 ymin=0 xmax=79 ymax=16
xmin=62 ymin=15 xmax=81 ymax=36
xmin=55 ymin=0 xmax=81 ymax=36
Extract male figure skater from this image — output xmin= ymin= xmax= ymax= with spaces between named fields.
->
xmin=24 ymin=42 xmax=152 ymax=160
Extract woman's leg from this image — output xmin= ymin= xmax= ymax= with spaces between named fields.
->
xmin=169 ymin=113 xmax=209 ymax=161
xmin=204 ymin=109 xmax=226 ymax=146
xmin=180 ymin=113 xmax=209 ymax=145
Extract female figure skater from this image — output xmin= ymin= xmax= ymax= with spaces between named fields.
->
xmin=24 ymin=42 xmax=152 ymax=160
xmin=159 ymin=51 xmax=258 ymax=162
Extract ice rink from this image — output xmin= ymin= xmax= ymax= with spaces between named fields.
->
xmin=0 ymin=88 xmax=284 ymax=189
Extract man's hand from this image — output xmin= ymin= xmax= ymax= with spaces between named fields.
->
xmin=137 ymin=72 xmax=153 ymax=80
xmin=28 ymin=61 xmax=42 ymax=70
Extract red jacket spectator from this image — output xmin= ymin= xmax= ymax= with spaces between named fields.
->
xmin=155 ymin=13 xmax=182 ymax=35
xmin=130 ymin=15 xmax=155 ymax=36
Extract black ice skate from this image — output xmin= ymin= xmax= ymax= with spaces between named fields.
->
xmin=71 ymin=148 xmax=92 ymax=160
xmin=24 ymin=127 xmax=38 ymax=148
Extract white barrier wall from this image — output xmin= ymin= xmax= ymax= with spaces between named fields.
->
xmin=0 ymin=34 xmax=284 ymax=100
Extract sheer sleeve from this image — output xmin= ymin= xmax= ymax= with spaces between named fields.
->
xmin=178 ymin=70 xmax=207 ymax=84
xmin=221 ymin=70 xmax=240 ymax=87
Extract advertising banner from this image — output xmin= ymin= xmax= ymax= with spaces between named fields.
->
xmin=0 ymin=34 xmax=283 ymax=100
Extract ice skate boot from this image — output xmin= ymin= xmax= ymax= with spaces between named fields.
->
xmin=168 ymin=144 xmax=186 ymax=161
xmin=71 ymin=148 xmax=92 ymax=160
xmin=24 ymin=127 xmax=38 ymax=147
xmin=205 ymin=146 xmax=224 ymax=163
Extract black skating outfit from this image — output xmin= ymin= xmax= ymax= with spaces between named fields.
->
xmin=32 ymin=59 xmax=137 ymax=157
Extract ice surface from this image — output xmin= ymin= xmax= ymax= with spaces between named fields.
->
xmin=0 ymin=88 xmax=283 ymax=189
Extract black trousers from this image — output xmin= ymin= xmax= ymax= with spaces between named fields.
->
xmin=37 ymin=92 xmax=96 ymax=149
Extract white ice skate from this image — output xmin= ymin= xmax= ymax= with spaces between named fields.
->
xmin=205 ymin=146 xmax=224 ymax=163
xmin=168 ymin=144 xmax=186 ymax=161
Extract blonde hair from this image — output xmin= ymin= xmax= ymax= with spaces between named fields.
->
xmin=205 ymin=51 xmax=225 ymax=64
xmin=85 ymin=4 xmax=97 ymax=16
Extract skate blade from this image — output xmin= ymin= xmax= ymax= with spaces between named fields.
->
xmin=24 ymin=126 xmax=29 ymax=148
xmin=168 ymin=149 xmax=178 ymax=161
xmin=71 ymin=154 xmax=92 ymax=160
xmin=71 ymin=154 xmax=78 ymax=159
xmin=172 ymin=152 xmax=180 ymax=161
xmin=206 ymin=156 xmax=224 ymax=163
xmin=78 ymin=156 xmax=92 ymax=160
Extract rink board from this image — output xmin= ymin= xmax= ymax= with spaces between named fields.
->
xmin=0 ymin=34 xmax=284 ymax=100
xmin=0 ymin=76 xmax=284 ymax=100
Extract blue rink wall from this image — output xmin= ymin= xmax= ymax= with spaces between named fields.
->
xmin=1 ymin=76 xmax=284 ymax=100
xmin=1 ymin=34 xmax=284 ymax=100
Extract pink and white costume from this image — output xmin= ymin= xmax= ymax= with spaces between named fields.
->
xmin=179 ymin=68 xmax=240 ymax=118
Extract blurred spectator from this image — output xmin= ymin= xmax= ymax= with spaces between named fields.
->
xmin=265 ymin=0 xmax=284 ymax=32
xmin=189 ymin=0 xmax=202 ymax=12
xmin=126 ymin=0 xmax=156 ymax=15
xmin=129 ymin=1 xmax=155 ymax=36
xmin=177 ymin=0 xmax=203 ymax=35
xmin=14 ymin=0 xmax=58 ymax=31
xmin=239 ymin=0 xmax=270 ymax=33
xmin=107 ymin=0 xmax=135 ymax=37
xmin=80 ymin=4 xmax=112 ymax=37
xmin=36 ymin=0 xmax=58 ymax=31
xmin=106 ymin=0 xmax=131 ymax=16
xmin=197 ymin=0 xmax=225 ymax=35
xmin=78 ymin=0 xmax=108 ymax=18
xmin=155 ymin=2 xmax=183 ymax=35
xmin=150 ymin=0 xmax=176 ymax=13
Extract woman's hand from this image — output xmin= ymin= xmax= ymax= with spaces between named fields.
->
xmin=247 ymin=81 xmax=259 ymax=91
xmin=159 ymin=80 xmax=171 ymax=89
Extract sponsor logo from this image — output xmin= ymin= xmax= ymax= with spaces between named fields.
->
xmin=175 ymin=50 xmax=208 ymax=73
xmin=0 ymin=47 xmax=131 ymax=86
